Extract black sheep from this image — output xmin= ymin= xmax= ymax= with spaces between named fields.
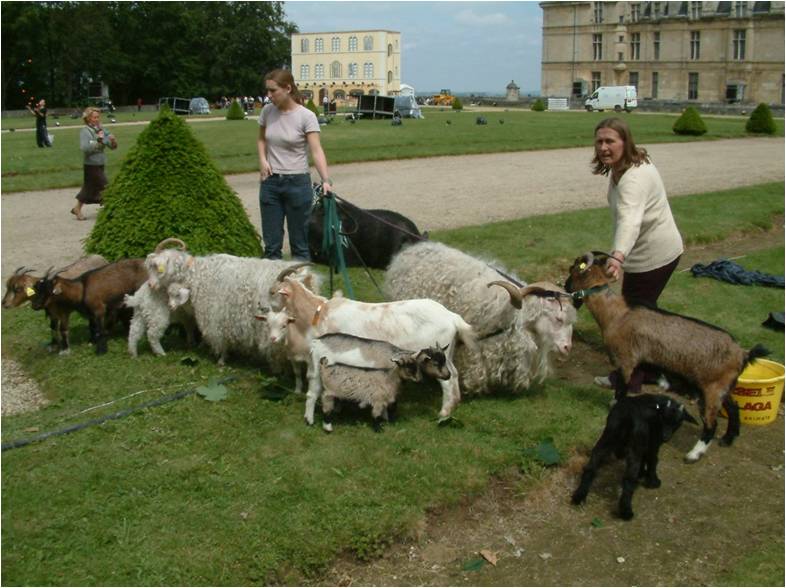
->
xmin=571 ymin=393 xmax=698 ymax=520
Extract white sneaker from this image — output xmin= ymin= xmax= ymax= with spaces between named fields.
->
xmin=593 ymin=375 xmax=613 ymax=389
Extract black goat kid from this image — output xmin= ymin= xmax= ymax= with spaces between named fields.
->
xmin=571 ymin=393 xmax=698 ymax=520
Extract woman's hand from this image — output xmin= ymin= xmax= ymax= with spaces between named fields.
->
xmin=321 ymin=180 xmax=333 ymax=195
xmin=605 ymin=251 xmax=625 ymax=281
xmin=259 ymin=160 xmax=272 ymax=181
xmin=108 ymin=136 xmax=118 ymax=149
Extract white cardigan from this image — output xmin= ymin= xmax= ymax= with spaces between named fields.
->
xmin=608 ymin=162 xmax=684 ymax=273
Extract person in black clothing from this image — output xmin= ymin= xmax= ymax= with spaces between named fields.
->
xmin=27 ymin=98 xmax=52 ymax=148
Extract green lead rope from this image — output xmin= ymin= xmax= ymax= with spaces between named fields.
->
xmin=320 ymin=192 xmax=355 ymax=299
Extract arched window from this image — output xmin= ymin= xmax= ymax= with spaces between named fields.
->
xmin=334 ymin=90 xmax=346 ymax=100
xmin=331 ymin=61 xmax=342 ymax=79
xmin=348 ymin=63 xmax=358 ymax=79
xmin=301 ymin=38 xmax=309 ymax=53
xmin=364 ymin=62 xmax=373 ymax=79
xmin=363 ymin=35 xmax=373 ymax=50
xmin=315 ymin=38 xmax=324 ymax=52
xmin=300 ymin=64 xmax=310 ymax=80
xmin=301 ymin=90 xmax=313 ymax=100
xmin=348 ymin=36 xmax=358 ymax=51
xmin=388 ymin=70 xmax=393 ymax=84
xmin=315 ymin=64 xmax=324 ymax=80
xmin=331 ymin=37 xmax=341 ymax=52
xmin=388 ymin=44 xmax=393 ymax=57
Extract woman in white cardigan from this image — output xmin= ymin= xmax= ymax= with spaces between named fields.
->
xmin=591 ymin=117 xmax=684 ymax=388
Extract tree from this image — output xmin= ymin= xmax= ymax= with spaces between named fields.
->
xmin=85 ymin=107 xmax=262 ymax=259
xmin=672 ymin=106 xmax=707 ymax=135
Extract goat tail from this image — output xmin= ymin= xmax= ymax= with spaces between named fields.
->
xmin=455 ymin=319 xmax=479 ymax=353
xmin=745 ymin=344 xmax=770 ymax=367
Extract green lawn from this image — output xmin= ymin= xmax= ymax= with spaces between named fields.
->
xmin=3 ymin=109 xmax=783 ymax=193
xmin=2 ymin=182 xmax=782 ymax=585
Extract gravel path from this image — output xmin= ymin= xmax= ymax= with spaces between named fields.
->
xmin=2 ymin=137 xmax=782 ymax=286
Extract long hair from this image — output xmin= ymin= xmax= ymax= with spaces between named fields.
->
xmin=264 ymin=68 xmax=303 ymax=105
xmin=591 ymin=117 xmax=650 ymax=176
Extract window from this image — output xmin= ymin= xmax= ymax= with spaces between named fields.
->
xmin=630 ymin=33 xmax=640 ymax=60
xmin=690 ymin=1 xmax=702 ymax=19
xmin=592 ymin=71 xmax=601 ymax=92
xmin=592 ymin=34 xmax=603 ymax=60
xmin=388 ymin=70 xmax=393 ymax=84
xmin=653 ymin=2 xmax=661 ymax=19
xmin=315 ymin=64 xmax=324 ymax=80
xmin=331 ymin=61 xmax=341 ymax=79
xmin=629 ymin=72 xmax=639 ymax=90
xmin=733 ymin=29 xmax=746 ymax=60
xmin=690 ymin=31 xmax=700 ymax=60
xmin=388 ymin=44 xmax=393 ymax=57
xmin=653 ymin=31 xmax=661 ymax=60
xmin=652 ymin=72 xmax=659 ymax=98
xmin=300 ymin=64 xmax=310 ymax=80
xmin=631 ymin=3 xmax=640 ymax=21
xmin=593 ymin=2 xmax=604 ymax=23
xmin=364 ymin=62 xmax=374 ymax=78
xmin=300 ymin=38 xmax=309 ymax=53
xmin=363 ymin=35 xmax=373 ymax=50
xmin=331 ymin=37 xmax=340 ymax=52
xmin=618 ymin=52 xmax=624 ymax=62
xmin=348 ymin=62 xmax=358 ymax=79
xmin=735 ymin=1 xmax=747 ymax=17
xmin=315 ymin=38 xmax=324 ymax=52
xmin=688 ymin=72 xmax=699 ymax=99
xmin=619 ymin=35 xmax=624 ymax=43
xmin=348 ymin=36 xmax=358 ymax=51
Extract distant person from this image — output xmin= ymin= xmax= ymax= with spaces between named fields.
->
xmin=71 ymin=107 xmax=117 ymax=221
xmin=137 ymin=97 xmax=143 ymax=112
xmin=322 ymin=94 xmax=329 ymax=116
xmin=26 ymin=98 xmax=52 ymax=148
xmin=590 ymin=117 xmax=683 ymax=389
xmin=257 ymin=68 xmax=333 ymax=261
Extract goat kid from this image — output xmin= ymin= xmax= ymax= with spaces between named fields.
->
xmin=571 ymin=393 xmax=698 ymax=520
xmin=565 ymin=251 xmax=769 ymax=462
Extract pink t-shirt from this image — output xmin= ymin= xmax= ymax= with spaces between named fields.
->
xmin=258 ymin=104 xmax=320 ymax=174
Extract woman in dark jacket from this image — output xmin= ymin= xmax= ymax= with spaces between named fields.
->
xmin=71 ymin=107 xmax=117 ymax=220
xmin=26 ymin=98 xmax=52 ymax=148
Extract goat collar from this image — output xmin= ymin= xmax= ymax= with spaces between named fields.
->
xmin=311 ymin=302 xmax=326 ymax=327
xmin=570 ymin=284 xmax=610 ymax=301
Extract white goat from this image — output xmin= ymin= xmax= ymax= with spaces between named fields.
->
xmin=384 ymin=241 xmax=576 ymax=395
xmin=124 ymin=281 xmax=196 ymax=357
xmin=255 ymin=307 xmax=306 ymax=393
xmin=273 ymin=271 xmax=477 ymax=424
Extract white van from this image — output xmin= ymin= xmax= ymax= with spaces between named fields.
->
xmin=584 ymin=86 xmax=638 ymax=112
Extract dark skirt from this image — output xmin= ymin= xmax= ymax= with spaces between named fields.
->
xmin=76 ymin=164 xmax=108 ymax=204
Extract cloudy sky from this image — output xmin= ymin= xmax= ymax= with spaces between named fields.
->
xmin=282 ymin=1 xmax=544 ymax=94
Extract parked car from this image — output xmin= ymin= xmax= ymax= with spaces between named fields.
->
xmin=189 ymin=97 xmax=210 ymax=115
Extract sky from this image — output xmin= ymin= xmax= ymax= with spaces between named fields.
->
xmin=282 ymin=1 xmax=544 ymax=94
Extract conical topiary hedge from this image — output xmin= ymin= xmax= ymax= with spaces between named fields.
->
xmin=226 ymin=99 xmax=246 ymax=120
xmin=672 ymin=106 xmax=707 ymax=136
xmin=745 ymin=103 xmax=777 ymax=135
xmin=85 ymin=107 xmax=262 ymax=260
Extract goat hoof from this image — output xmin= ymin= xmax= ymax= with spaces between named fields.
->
xmin=683 ymin=453 xmax=701 ymax=464
xmin=571 ymin=491 xmax=587 ymax=505
xmin=719 ymin=437 xmax=735 ymax=447
xmin=322 ymin=423 xmax=333 ymax=433
xmin=58 ymin=348 xmax=71 ymax=356
xmin=643 ymin=478 xmax=661 ymax=489
xmin=619 ymin=508 xmax=635 ymax=521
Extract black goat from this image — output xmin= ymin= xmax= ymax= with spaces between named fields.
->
xmin=308 ymin=192 xmax=427 ymax=269
xmin=571 ymin=393 xmax=698 ymax=520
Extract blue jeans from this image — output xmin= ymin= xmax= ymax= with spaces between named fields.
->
xmin=259 ymin=173 xmax=313 ymax=260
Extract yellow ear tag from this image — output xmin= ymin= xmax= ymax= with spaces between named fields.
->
xmin=157 ymin=263 xmax=166 ymax=274
xmin=579 ymin=262 xmax=587 ymax=270
xmin=25 ymin=287 xmax=35 ymax=297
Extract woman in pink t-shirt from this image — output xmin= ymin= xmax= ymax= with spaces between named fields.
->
xmin=257 ymin=69 xmax=333 ymax=260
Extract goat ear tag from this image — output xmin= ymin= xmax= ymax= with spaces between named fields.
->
xmin=25 ymin=287 xmax=35 ymax=297
xmin=157 ymin=263 xmax=166 ymax=274
xmin=579 ymin=262 xmax=587 ymax=270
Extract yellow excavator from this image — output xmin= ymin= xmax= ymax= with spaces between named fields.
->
xmin=431 ymin=89 xmax=455 ymax=106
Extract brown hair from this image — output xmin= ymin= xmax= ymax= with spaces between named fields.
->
xmin=264 ymin=68 xmax=303 ymax=105
xmin=591 ymin=117 xmax=650 ymax=176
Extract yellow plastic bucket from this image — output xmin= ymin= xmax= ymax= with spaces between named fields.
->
xmin=730 ymin=359 xmax=785 ymax=425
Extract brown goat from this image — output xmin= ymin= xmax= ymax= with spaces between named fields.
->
xmin=564 ymin=251 xmax=768 ymax=463
xmin=31 ymin=259 xmax=147 ymax=355
xmin=2 ymin=256 xmax=107 ymax=309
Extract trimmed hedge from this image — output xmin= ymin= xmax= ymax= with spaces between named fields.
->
xmin=746 ymin=103 xmax=777 ymax=135
xmin=85 ymin=107 xmax=262 ymax=260
xmin=672 ymin=106 xmax=707 ymax=135
xmin=451 ymin=97 xmax=463 ymax=110
xmin=305 ymin=98 xmax=320 ymax=117
xmin=226 ymin=99 xmax=246 ymax=120
xmin=531 ymin=98 xmax=546 ymax=112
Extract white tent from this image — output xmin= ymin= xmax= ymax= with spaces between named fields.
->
xmin=399 ymin=83 xmax=415 ymax=97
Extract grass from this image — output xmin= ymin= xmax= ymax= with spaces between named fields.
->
xmin=2 ymin=182 xmax=783 ymax=585
xmin=2 ymin=109 xmax=783 ymax=192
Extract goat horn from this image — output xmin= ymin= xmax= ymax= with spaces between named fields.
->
xmin=154 ymin=237 xmax=188 ymax=253
xmin=275 ymin=262 xmax=312 ymax=283
xmin=521 ymin=281 xmax=569 ymax=298
xmin=488 ymin=280 xmax=522 ymax=310
xmin=14 ymin=266 xmax=35 ymax=276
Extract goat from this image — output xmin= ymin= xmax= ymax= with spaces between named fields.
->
xmin=124 ymin=281 xmax=196 ymax=357
xmin=30 ymin=258 xmax=147 ymax=355
xmin=255 ymin=307 xmax=306 ymax=394
xmin=384 ymin=241 xmax=576 ymax=395
xmin=308 ymin=191 xmax=428 ymax=269
xmin=144 ymin=238 xmax=321 ymax=366
xmin=571 ymin=393 xmax=698 ymax=520
xmin=317 ymin=340 xmax=451 ymax=432
xmin=564 ymin=250 xmax=769 ymax=462
xmin=273 ymin=266 xmax=477 ymax=424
